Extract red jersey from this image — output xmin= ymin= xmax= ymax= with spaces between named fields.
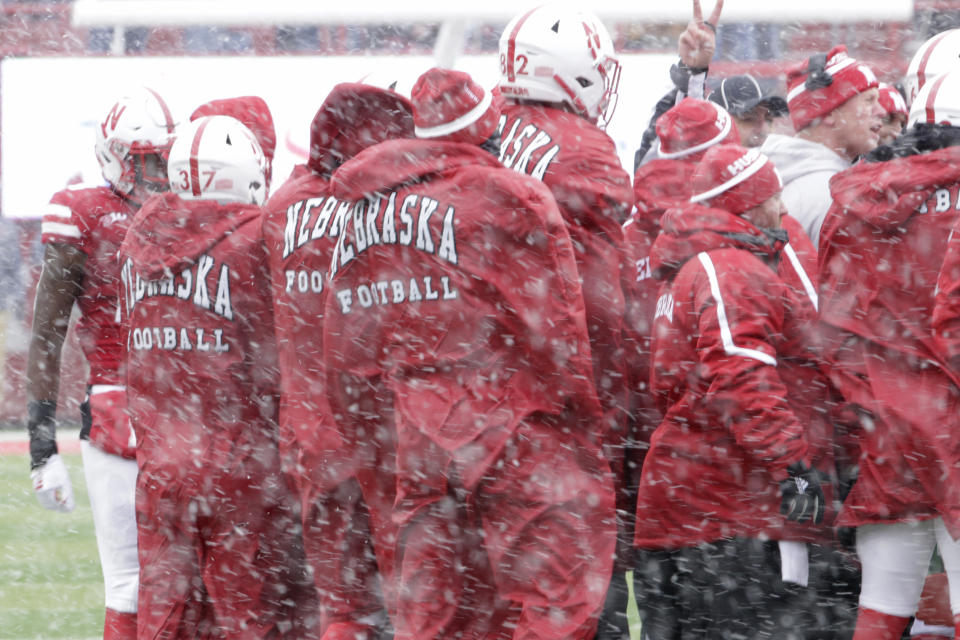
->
xmin=119 ymin=193 xmax=279 ymax=477
xmin=42 ymin=185 xmax=135 ymax=385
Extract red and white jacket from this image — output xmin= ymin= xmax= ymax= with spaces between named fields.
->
xmin=634 ymin=203 xmax=830 ymax=549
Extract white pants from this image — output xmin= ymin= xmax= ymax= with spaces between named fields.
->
xmin=857 ymin=519 xmax=960 ymax=618
xmin=81 ymin=440 xmax=139 ymax=613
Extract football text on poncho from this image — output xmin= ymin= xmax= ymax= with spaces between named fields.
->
xmin=334 ymin=274 xmax=458 ymax=315
xmin=120 ymin=255 xmax=234 ymax=352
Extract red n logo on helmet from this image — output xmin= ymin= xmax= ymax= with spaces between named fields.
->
xmin=100 ymin=103 xmax=126 ymax=137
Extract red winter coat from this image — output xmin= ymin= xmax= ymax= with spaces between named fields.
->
xmin=260 ymin=83 xmax=414 ymax=488
xmin=325 ymin=137 xmax=603 ymax=488
xmin=120 ymin=194 xmax=280 ymax=480
xmin=498 ymin=103 xmax=632 ymax=460
xmin=634 ymin=204 xmax=830 ymax=549
xmin=820 ymin=148 xmax=960 ymax=535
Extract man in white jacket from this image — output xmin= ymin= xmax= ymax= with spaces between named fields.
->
xmin=761 ymin=45 xmax=884 ymax=248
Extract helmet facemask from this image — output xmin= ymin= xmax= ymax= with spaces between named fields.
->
xmin=95 ymin=87 xmax=177 ymax=199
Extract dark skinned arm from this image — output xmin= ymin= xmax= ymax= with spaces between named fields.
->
xmin=26 ymin=242 xmax=85 ymax=466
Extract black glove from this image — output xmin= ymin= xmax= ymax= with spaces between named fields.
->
xmin=27 ymin=400 xmax=58 ymax=470
xmin=779 ymin=461 xmax=825 ymax=524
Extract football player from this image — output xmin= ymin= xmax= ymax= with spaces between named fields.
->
xmin=818 ymin=68 xmax=960 ymax=640
xmin=496 ymin=5 xmax=635 ymax=634
xmin=261 ymin=82 xmax=415 ymax=638
xmin=26 ymin=86 xmax=175 ymax=640
xmin=119 ymin=115 xmax=318 ymax=638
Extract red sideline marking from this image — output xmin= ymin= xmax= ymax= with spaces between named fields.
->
xmin=0 ymin=438 xmax=81 ymax=455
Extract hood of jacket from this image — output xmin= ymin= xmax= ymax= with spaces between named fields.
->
xmin=308 ymin=83 xmax=414 ymax=179
xmin=761 ymin=133 xmax=849 ymax=187
xmin=828 ymin=145 xmax=960 ymax=230
xmin=123 ymin=192 xmax=262 ymax=278
xmin=331 ymin=137 xmax=504 ymax=201
xmin=651 ymin=203 xmax=787 ymax=280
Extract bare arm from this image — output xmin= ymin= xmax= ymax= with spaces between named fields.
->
xmin=25 ymin=244 xmax=84 ymax=507
xmin=27 ymin=242 xmax=85 ymax=403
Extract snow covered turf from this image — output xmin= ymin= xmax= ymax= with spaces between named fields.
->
xmin=0 ymin=451 xmax=103 ymax=638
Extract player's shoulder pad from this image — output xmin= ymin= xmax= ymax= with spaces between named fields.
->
xmin=49 ymin=184 xmax=123 ymax=212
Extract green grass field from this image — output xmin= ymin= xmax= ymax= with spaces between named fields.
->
xmin=0 ymin=451 xmax=642 ymax=640
xmin=0 ymin=453 xmax=103 ymax=640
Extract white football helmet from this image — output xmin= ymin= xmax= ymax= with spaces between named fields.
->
xmin=908 ymin=68 xmax=960 ymax=128
xmin=905 ymin=29 xmax=960 ymax=106
xmin=498 ymin=3 xmax=621 ymax=128
xmin=94 ymin=87 xmax=176 ymax=197
xmin=167 ymin=115 xmax=267 ymax=206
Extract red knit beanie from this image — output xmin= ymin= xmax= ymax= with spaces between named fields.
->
xmin=657 ymin=98 xmax=741 ymax=160
xmin=786 ymin=45 xmax=879 ymax=131
xmin=690 ymin=144 xmax=782 ymax=215
xmin=411 ymin=68 xmax=500 ymax=145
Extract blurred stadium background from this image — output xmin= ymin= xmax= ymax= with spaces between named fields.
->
xmin=0 ymin=2 xmax=953 ymax=636
xmin=0 ymin=0 xmax=946 ymax=426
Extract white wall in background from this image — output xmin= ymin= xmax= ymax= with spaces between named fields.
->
xmin=2 ymin=53 xmax=676 ymax=218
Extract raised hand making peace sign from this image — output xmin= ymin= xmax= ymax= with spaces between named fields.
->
xmin=679 ymin=0 xmax=724 ymax=69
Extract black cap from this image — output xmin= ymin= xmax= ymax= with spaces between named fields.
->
xmin=708 ymin=75 xmax=789 ymax=118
